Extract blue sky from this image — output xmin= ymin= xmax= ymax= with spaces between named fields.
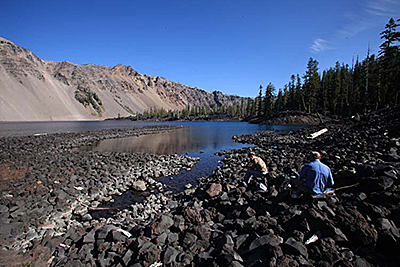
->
xmin=1 ymin=0 xmax=399 ymax=97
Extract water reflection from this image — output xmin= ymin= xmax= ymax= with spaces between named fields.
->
xmin=76 ymin=121 xmax=302 ymax=155
xmin=78 ymin=128 xmax=198 ymax=154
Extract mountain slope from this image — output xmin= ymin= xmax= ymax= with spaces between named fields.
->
xmin=0 ymin=37 xmax=244 ymax=121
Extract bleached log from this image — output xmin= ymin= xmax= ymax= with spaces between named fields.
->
xmin=308 ymin=128 xmax=328 ymax=139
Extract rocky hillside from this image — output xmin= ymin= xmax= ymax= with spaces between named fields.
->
xmin=0 ymin=37 xmax=244 ymax=121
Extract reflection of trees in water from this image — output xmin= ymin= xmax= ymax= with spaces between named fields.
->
xmin=89 ymin=128 xmax=205 ymax=154
xmin=79 ymin=123 xmax=300 ymax=154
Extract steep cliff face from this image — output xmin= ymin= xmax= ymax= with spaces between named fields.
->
xmin=0 ymin=37 xmax=244 ymax=121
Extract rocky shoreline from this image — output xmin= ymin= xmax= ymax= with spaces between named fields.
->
xmin=0 ymin=125 xmax=199 ymax=266
xmin=1 ymin=107 xmax=400 ymax=266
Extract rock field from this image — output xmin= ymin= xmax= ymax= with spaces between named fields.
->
xmin=1 ymin=107 xmax=400 ymax=266
xmin=0 ymin=125 xmax=198 ymax=266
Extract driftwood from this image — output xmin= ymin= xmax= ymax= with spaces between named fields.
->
xmin=308 ymin=128 xmax=328 ymax=139
xmin=324 ymin=183 xmax=359 ymax=194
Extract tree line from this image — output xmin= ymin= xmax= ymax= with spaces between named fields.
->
xmin=251 ymin=18 xmax=400 ymax=119
xmin=129 ymin=100 xmax=252 ymax=121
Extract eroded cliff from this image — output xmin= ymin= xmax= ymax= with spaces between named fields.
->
xmin=0 ymin=37 xmax=243 ymax=121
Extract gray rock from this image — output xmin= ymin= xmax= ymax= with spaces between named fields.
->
xmin=122 ymin=249 xmax=133 ymax=266
xmin=112 ymin=230 xmax=127 ymax=242
xmin=168 ymin=200 xmax=178 ymax=209
xmin=376 ymin=218 xmax=400 ymax=238
xmin=82 ymin=214 xmax=92 ymax=221
xmin=167 ymin=232 xmax=179 ymax=244
xmin=325 ymin=223 xmax=348 ymax=242
xmin=353 ymin=257 xmax=373 ymax=267
xmin=249 ymin=234 xmax=282 ymax=251
xmin=162 ymin=246 xmax=180 ymax=265
xmin=138 ymin=243 xmax=162 ymax=264
xmin=235 ymin=234 xmax=249 ymax=250
xmin=173 ymin=215 xmax=186 ymax=231
xmin=0 ymin=205 xmax=8 ymax=213
xmin=0 ymin=222 xmax=23 ymax=238
xmin=156 ymin=232 xmax=168 ymax=246
xmin=132 ymin=180 xmax=146 ymax=191
xmin=281 ymin=237 xmax=308 ymax=258
xmin=83 ymin=229 xmax=96 ymax=244
xmin=230 ymin=261 xmax=245 ymax=267
xmin=182 ymin=232 xmax=198 ymax=248
xmin=97 ymin=225 xmax=118 ymax=239
xmin=152 ymin=214 xmax=174 ymax=235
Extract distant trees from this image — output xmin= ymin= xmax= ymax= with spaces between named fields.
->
xmin=74 ymin=85 xmax=103 ymax=115
xmin=246 ymin=18 xmax=400 ymax=120
xmin=133 ymin=100 xmax=252 ymax=121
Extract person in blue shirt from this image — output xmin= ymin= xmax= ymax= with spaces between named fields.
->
xmin=297 ymin=151 xmax=334 ymax=195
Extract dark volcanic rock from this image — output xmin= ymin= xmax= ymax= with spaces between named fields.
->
xmin=3 ymin=107 xmax=400 ymax=267
xmin=150 ymin=214 xmax=174 ymax=235
xmin=335 ymin=206 xmax=378 ymax=246
xmin=281 ymin=237 xmax=308 ymax=258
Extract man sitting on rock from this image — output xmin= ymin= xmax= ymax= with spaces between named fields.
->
xmin=242 ymin=152 xmax=269 ymax=188
xmin=293 ymin=151 xmax=334 ymax=195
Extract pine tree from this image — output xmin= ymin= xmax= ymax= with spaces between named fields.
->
xmin=275 ymin=89 xmax=283 ymax=111
xmin=283 ymin=85 xmax=289 ymax=110
xmin=321 ymin=70 xmax=329 ymax=115
xmin=351 ymin=57 xmax=362 ymax=113
xmin=264 ymin=83 xmax=275 ymax=117
xmin=340 ymin=64 xmax=351 ymax=116
xmin=295 ymin=74 xmax=304 ymax=111
xmin=240 ymin=98 xmax=244 ymax=118
xmin=246 ymin=99 xmax=253 ymax=117
xmin=303 ymin=58 xmax=321 ymax=113
xmin=379 ymin=18 xmax=400 ymax=107
xmin=257 ymin=85 xmax=263 ymax=117
xmin=287 ymin=75 xmax=296 ymax=110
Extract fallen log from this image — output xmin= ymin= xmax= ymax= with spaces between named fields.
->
xmin=308 ymin=128 xmax=328 ymax=139
xmin=324 ymin=183 xmax=359 ymax=194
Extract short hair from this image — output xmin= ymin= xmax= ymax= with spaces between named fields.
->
xmin=310 ymin=151 xmax=321 ymax=160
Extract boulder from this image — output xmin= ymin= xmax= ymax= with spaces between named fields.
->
xmin=151 ymin=215 xmax=174 ymax=235
xmin=132 ymin=181 xmax=146 ymax=191
xmin=206 ymin=183 xmax=222 ymax=197
xmin=281 ymin=237 xmax=308 ymax=258
xmin=336 ymin=206 xmax=378 ymax=246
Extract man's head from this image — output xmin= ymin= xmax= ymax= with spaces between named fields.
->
xmin=249 ymin=152 xmax=256 ymax=160
xmin=309 ymin=151 xmax=321 ymax=161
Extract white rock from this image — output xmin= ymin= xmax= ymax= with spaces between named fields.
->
xmin=132 ymin=181 xmax=146 ymax=191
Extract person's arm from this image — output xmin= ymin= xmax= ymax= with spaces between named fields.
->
xmin=300 ymin=165 xmax=309 ymax=181
xmin=327 ymin=169 xmax=334 ymax=187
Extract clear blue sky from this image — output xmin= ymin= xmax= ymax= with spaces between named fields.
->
xmin=1 ymin=0 xmax=399 ymax=97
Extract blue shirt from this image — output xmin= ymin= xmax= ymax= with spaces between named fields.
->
xmin=300 ymin=159 xmax=334 ymax=195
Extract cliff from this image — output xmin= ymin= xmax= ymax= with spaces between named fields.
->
xmin=0 ymin=37 xmax=244 ymax=121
